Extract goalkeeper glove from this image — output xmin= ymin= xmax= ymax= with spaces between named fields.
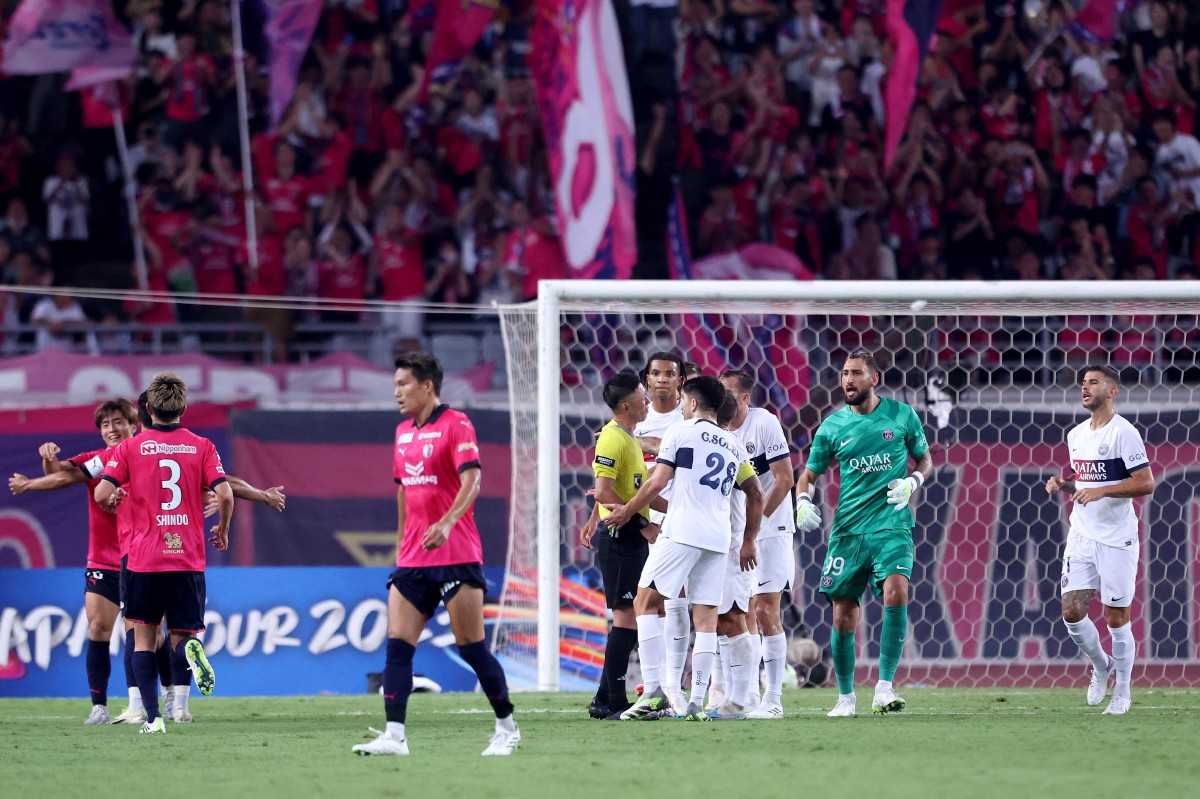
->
xmin=885 ymin=474 xmax=924 ymax=511
xmin=794 ymin=493 xmax=823 ymax=532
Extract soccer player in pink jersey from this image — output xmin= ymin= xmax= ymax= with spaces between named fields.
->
xmin=8 ymin=398 xmax=138 ymax=725
xmin=353 ymin=353 xmax=519 ymax=757
xmin=95 ymin=373 xmax=234 ymax=735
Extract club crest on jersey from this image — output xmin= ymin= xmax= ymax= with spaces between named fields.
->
xmin=422 ymin=443 xmax=434 ymax=458
xmin=746 ymin=442 xmax=756 ymax=454
xmin=882 ymin=429 xmax=895 ymax=441
xmin=820 ymin=576 xmax=833 ymax=588
xmin=1098 ymin=444 xmax=1109 ymax=455
xmin=1061 ymin=574 xmax=1069 ymax=588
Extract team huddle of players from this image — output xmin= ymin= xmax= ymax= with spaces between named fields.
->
xmin=582 ymin=352 xmax=1153 ymax=719
xmin=9 ymin=375 xmax=285 ymax=733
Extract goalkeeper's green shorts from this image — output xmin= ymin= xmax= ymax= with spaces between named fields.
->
xmin=817 ymin=529 xmax=914 ymax=601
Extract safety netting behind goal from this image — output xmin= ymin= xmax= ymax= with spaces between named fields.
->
xmin=496 ymin=294 xmax=1200 ymax=690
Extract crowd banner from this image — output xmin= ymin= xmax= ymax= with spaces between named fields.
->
xmin=2 ymin=0 xmax=135 ymax=75
xmin=262 ymin=0 xmax=324 ymax=129
xmin=530 ymin=0 xmax=636 ymax=279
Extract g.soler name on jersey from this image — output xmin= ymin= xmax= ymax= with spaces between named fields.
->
xmin=402 ymin=461 xmax=438 ymax=486
xmin=847 ymin=453 xmax=893 ymax=474
xmin=139 ymin=441 xmax=198 ymax=456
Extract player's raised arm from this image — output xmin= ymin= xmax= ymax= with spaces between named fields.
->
xmin=10 ymin=468 xmax=89 ymax=494
xmin=224 ymin=474 xmax=287 ymax=511
xmin=39 ymin=442 xmax=69 ymax=475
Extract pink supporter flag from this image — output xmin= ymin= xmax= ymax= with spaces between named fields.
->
xmin=422 ymin=0 xmax=499 ymax=101
xmin=883 ymin=0 xmax=943 ymax=171
xmin=3 ymin=0 xmax=134 ymax=75
xmin=264 ymin=0 xmax=324 ymax=130
xmin=530 ymin=0 xmax=636 ymax=280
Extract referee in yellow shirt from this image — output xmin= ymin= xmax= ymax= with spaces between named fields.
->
xmin=583 ymin=372 xmax=662 ymax=718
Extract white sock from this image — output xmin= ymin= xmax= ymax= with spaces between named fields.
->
xmin=636 ymin=615 xmax=664 ymax=693
xmin=386 ymin=721 xmax=406 ymax=740
xmin=128 ymin=687 xmax=144 ymax=712
xmin=1065 ymin=617 xmax=1109 ymax=672
xmin=750 ymin=633 xmax=762 ymax=696
xmin=174 ymin=685 xmax=190 ymax=716
xmin=762 ymin=633 xmax=787 ymax=705
xmin=496 ymin=714 xmax=517 ymax=733
xmin=875 ymin=679 xmax=893 ymax=693
xmin=1108 ymin=623 xmax=1134 ymax=696
xmin=727 ymin=632 xmax=754 ymax=708
xmin=689 ymin=632 xmax=717 ymax=706
xmin=713 ymin=635 xmax=730 ymax=695
xmin=663 ymin=599 xmax=689 ymax=692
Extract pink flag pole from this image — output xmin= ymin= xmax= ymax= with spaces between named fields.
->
xmin=231 ymin=0 xmax=259 ymax=273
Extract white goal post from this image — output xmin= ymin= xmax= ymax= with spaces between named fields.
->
xmin=497 ymin=280 xmax=1200 ymax=692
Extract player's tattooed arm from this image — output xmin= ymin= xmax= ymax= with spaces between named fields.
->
xmin=913 ymin=451 xmax=934 ymax=485
xmin=636 ymin=436 xmax=662 ymax=457
xmin=740 ymin=475 xmax=764 ymax=572
xmin=1045 ymin=474 xmax=1076 ymax=495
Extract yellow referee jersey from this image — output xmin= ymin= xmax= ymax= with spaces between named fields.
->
xmin=593 ymin=420 xmax=650 ymax=522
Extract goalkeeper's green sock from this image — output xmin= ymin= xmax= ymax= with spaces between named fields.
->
xmin=879 ymin=605 xmax=908 ymax=683
xmin=831 ymin=629 xmax=856 ymax=695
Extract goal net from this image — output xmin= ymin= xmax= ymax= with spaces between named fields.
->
xmin=495 ymin=281 xmax=1200 ymax=691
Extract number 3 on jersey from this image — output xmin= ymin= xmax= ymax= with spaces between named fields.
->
xmin=699 ymin=453 xmax=737 ymax=497
xmin=159 ymin=458 xmax=182 ymax=511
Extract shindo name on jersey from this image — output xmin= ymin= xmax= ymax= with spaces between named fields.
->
xmin=847 ymin=452 xmax=893 ymax=475
xmin=157 ymin=514 xmax=190 ymax=527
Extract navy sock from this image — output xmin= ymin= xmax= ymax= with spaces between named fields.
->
xmin=383 ymin=638 xmax=414 ymax=724
xmin=132 ymin=651 xmax=161 ymax=722
xmin=155 ymin=640 xmax=173 ymax=687
xmin=124 ymin=630 xmax=137 ymax=688
xmin=86 ymin=639 xmax=111 ymax=706
xmin=603 ymin=626 xmax=638 ymax=708
xmin=169 ymin=643 xmax=191 ymax=687
xmin=457 ymin=640 xmax=514 ymax=719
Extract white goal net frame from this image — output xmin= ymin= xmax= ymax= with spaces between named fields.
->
xmin=496 ymin=280 xmax=1200 ymax=692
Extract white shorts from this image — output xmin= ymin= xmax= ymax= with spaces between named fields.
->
xmin=752 ymin=536 xmax=795 ymax=596
xmin=718 ymin=543 xmax=753 ymax=615
xmin=638 ymin=537 xmax=724 ymax=607
xmin=1060 ymin=531 xmax=1138 ymax=608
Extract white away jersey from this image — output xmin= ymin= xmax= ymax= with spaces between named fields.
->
xmin=728 ymin=407 xmax=794 ymax=540
xmin=634 ymin=401 xmax=685 ymax=457
xmin=1066 ymin=413 xmax=1150 ymax=547
xmin=657 ymin=418 xmax=756 ymax=553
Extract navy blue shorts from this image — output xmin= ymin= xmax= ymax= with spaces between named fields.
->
xmin=124 ymin=570 xmax=207 ymax=634
xmin=119 ymin=555 xmax=129 ymax=608
xmin=387 ymin=564 xmax=488 ymax=619
xmin=84 ymin=568 xmax=120 ymax=606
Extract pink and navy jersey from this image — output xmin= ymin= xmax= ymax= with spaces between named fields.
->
xmin=393 ymin=405 xmax=483 ymax=568
xmin=100 ymin=425 xmax=227 ymax=572
xmin=1066 ymin=413 xmax=1150 ymax=547
xmin=69 ymin=446 xmax=121 ymax=570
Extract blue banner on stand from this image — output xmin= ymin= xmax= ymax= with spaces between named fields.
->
xmin=0 ymin=566 xmax=505 ymax=697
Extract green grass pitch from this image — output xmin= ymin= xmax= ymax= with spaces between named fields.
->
xmin=4 ymin=689 xmax=1199 ymax=799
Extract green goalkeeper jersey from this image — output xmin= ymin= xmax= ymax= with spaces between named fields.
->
xmin=806 ymin=396 xmax=930 ymax=538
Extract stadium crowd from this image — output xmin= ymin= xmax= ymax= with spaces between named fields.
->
xmin=1 ymin=0 xmax=1199 ymax=358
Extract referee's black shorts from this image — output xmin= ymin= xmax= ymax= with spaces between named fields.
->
xmin=595 ymin=531 xmax=648 ymax=609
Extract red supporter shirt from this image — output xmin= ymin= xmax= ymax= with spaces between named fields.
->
xmin=192 ymin=238 xmax=239 ymax=295
xmin=393 ymin=405 xmax=483 ymax=568
xmin=317 ymin=253 xmax=367 ymax=302
xmin=242 ymin=234 xmax=287 ymax=296
xmin=262 ymin=174 xmax=311 ymax=235
xmin=100 ymin=426 xmax=227 ymax=573
xmin=69 ymin=447 xmax=122 ymax=570
xmin=165 ymin=56 xmax=214 ymax=122
xmin=376 ymin=236 xmax=425 ymax=301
